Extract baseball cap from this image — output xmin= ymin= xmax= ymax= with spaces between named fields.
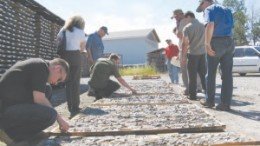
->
xmin=100 ymin=26 xmax=109 ymax=35
xmin=166 ymin=39 xmax=172 ymax=43
xmin=171 ymin=9 xmax=184 ymax=19
xmin=196 ymin=0 xmax=213 ymax=13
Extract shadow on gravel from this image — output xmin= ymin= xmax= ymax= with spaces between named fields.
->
xmin=216 ymin=84 xmax=237 ymax=89
xmin=228 ymin=109 xmax=260 ymax=121
xmin=51 ymin=84 xmax=89 ymax=107
xmin=81 ymin=107 xmax=109 ymax=116
xmin=231 ymin=99 xmax=254 ymax=107
xmin=213 ymin=94 xmax=252 ymax=108
xmin=233 ymin=74 xmax=260 ymax=78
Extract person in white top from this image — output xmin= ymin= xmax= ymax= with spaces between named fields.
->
xmin=57 ymin=15 xmax=86 ymax=118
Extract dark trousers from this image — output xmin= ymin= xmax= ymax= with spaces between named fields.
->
xmin=93 ymin=80 xmax=120 ymax=99
xmin=61 ymin=50 xmax=81 ymax=113
xmin=206 ymin=37 xmax=234 ymax=106
xmin=65 ymin=65 xmax=81 ymax=113
xmin=0 ymin=85 xmax=56 ymax=142
xmin=187 ymin=54 xmax=206 ymax=98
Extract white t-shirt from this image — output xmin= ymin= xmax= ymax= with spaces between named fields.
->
xmin=57 ymin=27 xmax=85 ymax=51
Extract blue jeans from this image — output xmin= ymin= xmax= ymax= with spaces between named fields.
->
xmin=167 ymin=59 xmax=179 ymax=83
xmin=206 ymin=37 xmax=234 ymax=106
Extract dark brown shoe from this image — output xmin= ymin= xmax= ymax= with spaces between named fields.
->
xmin=216 ymin=104 xmax=231 ymax=111
xmin=200 ymin=99 xmax=215 ymax=108
xmin=183 ymin=90 xmax=189 ymax=96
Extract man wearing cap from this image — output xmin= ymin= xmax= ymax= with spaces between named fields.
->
xmin=181 ymin=11 xmax=206 ymax=100
xmin=171 ymin=9 xmax=189 ymax=95
xmin=165 ymin=39 xmax=179 ymax=84
xmin=196 ymin=0 xmax=234 ymax=111
xmin=86 ymin=26 xmax=109 ymax=65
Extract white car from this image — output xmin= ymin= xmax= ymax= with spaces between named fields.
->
xmin=232 ymin=46 xmax=260 ymax=76
xmin=218 ymin=46 xmax=260 ymax=76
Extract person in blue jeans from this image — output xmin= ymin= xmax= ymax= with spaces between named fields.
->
xmin=0 ymin=58 xmax=70 ymax=144
xmin=196 ymin=0 xmax=234 ymax=111
xmin=165 ymin=39 xmax=180 ymax=84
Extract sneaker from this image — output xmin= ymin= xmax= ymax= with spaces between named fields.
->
xmin=216 ymin=104 xmax=231 ymax=111
xmin=200 ymin=99 xmax=215 ymax=108
xmin=0 ymin=129 xmax=13 ymax=145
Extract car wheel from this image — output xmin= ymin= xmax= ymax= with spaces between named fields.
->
xmin=239 ymin=73 xmax=246 ymax=76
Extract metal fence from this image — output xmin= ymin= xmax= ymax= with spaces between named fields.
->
xmin=0 ymin=0 xmax=64 ymax=76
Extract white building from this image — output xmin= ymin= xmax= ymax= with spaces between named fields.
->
xmin=103 ymin=29 xmax=160 ymax=65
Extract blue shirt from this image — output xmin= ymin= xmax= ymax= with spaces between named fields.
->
xmin=204 ymin=4 xmax=234 ymax=37
xmin=86 ymin=32 xmax=104 ymax=61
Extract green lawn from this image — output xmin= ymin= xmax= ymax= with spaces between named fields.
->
xmin=119 ymin=66 xmax=158 ymax=76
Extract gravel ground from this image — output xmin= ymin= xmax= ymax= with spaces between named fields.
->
xmin=162 ymin=73 xmax=260 ymax=140
xmin=49 ymin=73 xmax=260 ymax=142
xmin=2 ymin=73 xmax=259 ymax=146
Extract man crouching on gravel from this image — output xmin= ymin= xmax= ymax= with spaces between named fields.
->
xmin=88 ymin=53 xmax=137 ymax=100
xmin=0 ymin=58 xmax=70 ymax=145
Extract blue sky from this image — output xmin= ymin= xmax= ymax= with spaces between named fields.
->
xmin=35 ymin=0 xmax=260 ymax=47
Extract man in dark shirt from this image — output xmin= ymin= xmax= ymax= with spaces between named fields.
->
xmin=0 ymin=58 xmax=70 ymax=144
xmin=88 ymin=54 xmax=137 ymax=100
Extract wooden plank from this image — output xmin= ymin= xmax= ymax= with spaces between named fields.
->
xmin=48 ymin=125 xmax=225 ymax=137
xmin=212 ymin=141 xmax=260 ymax=146
xmin=92 ymin=101 xmax=191 ymax=107
xmin=133 ymin=75 xmax=161 ymax=80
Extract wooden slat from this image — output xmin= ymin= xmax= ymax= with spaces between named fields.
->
xmin=133 ymin=75 xmax=161 ymax=80
xmin=92 ymin=101 xmax=191 ymax=107
xmin=48 ymin=125 xmax=226 ymax=137
xmin=212 ymin=141 xmax=260 ymax=146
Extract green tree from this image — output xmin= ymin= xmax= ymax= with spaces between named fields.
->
xmin=223 ymin=0 xmax=248 ymax=45
xmin=249 ymin=5 xmax=260 ymax=45
xmin=252 ymin=22 xmax=260 ymax=45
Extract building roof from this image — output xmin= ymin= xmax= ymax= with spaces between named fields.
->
xmin=11 ymin=0 xmax=64 ymax=25
xmin=103 ymin=28 xmax=160 ymax=43
xmin=147 ymin=48 xmax=165 ymax=54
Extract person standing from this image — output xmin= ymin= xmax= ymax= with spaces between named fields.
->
xmin=171 ymin=9 xmax=189 ymax=95
xmin=88 ymin=54 xmax=137 ymax=100
xmin=197 ymin=0 xmax=234 ymax=111
xmin=0 ymin=58 xmax=70 ymax=144
xmin=57 ymin=15 xmax=86 ymax=116
xmin=86 ymin=26 xmax=109 ymax=65
xmin=181 ymin=11 xmax=206 ymax=100
xmin=165 ymin=39 xmax=179 ymax=84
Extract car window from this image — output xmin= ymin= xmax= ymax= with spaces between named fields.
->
xmin=255 ymin=47 xmax=260 ymax=52
xmin=234 ymin=48 xmax=244 ymax=57
xmin=245 ymin=48 xmax=257 ymax=57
